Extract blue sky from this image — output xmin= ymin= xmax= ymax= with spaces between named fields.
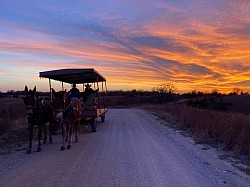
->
xmin=1 ymin=0 xmax=250 ymax=93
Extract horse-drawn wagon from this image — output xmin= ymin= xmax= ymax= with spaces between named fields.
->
xmin=39 ymin=68 xmax=109 ymax=132
xmin=23 ymin=68 xmax=109 ymax=153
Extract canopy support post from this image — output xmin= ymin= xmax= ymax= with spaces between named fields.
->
xmin=49 ymin=79 xmax=52 ymax=102
xmin=61 ymin=81 xmax=64 ymax=91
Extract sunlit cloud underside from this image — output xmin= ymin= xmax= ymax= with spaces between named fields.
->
xmin=0 ymin=0 xmax=250 ymax=93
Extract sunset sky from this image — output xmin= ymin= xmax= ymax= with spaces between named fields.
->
xmin=0 ymin=0 xmax=250 ymax=93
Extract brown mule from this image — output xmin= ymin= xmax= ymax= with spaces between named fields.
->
xmin=23 ymin=86 xmax=53 ymax=154
xmin=51 ymin=89 xmax=68 ymax=133
xmin=62 ymin=98 xmax=82 ymax=150
xmin=51 ymin=89 xmax=71 ymax=150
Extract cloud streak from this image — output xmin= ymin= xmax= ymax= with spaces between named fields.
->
xmin=0 ymin=0 xmax=250 ymax=93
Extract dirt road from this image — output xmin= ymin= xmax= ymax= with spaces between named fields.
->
xmin=0 ymin=109 xmax=249 ymax=187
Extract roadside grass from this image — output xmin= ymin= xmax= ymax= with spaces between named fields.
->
xmin=142 ymin=104 xmax=250 ymax=164
xmin=0 ymin=98 xmax=28 ymax=154
xmin=0 ymin=98 xmax=26 ymax=134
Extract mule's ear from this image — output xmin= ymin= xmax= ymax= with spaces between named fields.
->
xmin=25 ymin=85 xmax=28 ymax=93
xmin=33 ymin=86 xmax=36 ymax=93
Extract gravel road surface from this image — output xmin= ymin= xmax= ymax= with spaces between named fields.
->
xmin=0 ymin=109 xmax=249 ymax=187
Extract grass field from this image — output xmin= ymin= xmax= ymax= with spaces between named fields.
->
xmin=0 ymin=95 xmax=250 ymax=167
xmin=0 ymin=97 xmax=28 ymax=154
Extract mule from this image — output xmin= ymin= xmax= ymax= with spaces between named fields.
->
xmin=52 ymin=89 xmax=82 ymax=150
xmin=51 ymin=89 xmax=69 ymax=149
xmin=51 ymin=89 xmax=68 ymax=134
xmin=23 ymin=86 xmax=53 ymax=154
xmin=62 ymin=97 xmax=82 ymax=150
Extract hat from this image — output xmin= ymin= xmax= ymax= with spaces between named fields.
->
xmin=85 ymin=83 xmax=91 ymax=87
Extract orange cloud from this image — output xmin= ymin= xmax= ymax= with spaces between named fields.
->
xmin=1 ymin=1 xmax=250 ymax=93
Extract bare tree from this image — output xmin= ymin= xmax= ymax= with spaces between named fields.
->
xmin=231 ymin=87 xmax=242 ymax=95
xmin=152 ymin=83 xmax=176 ymax=104
xmin=152 ymin=83 xmax=176 ymax=94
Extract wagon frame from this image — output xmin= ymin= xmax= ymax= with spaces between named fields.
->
xmin=39 ymin=68 xmax=109 ymax=129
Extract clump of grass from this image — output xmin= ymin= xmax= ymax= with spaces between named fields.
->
xmin=0 ymin=118 xmax=11 ymax=134
xmin=143 ymin=104 xmax=250 ymax=161
xmin=0 ymin=98 xmax=27 ymax=135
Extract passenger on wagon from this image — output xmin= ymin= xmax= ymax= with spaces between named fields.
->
xmin=82 ymin=83 xmax=99 ymax=102
xmin=68 ymin=83 xmax=81 ymax=100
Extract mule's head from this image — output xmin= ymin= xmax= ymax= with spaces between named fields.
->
xmin=70 ymin=98 xmax=82 ymax=120
xmin=52 ymin=89 xmax=68 ymax=111
xmin=52 ymin=88 xmax=68 ymax=120
xmin=23 ymin=86 xmax=36 ymax=116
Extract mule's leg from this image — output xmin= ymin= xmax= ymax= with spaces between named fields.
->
xmin=48 ymin=123 xmax=53 ymax=144
xmin=37 ymin=127 xmax=43 ymax=152
xmin=75 ymin=120 xmax=80 ymax=143
xmin=43 ymin=127 xmax=47 ymax=144
xmin=65 ymin=122 xmax=69 ymax=143
xmin=43 ymin=122 xmax=51 ymax=144
xmin=90 ymin=118 xmax=97 ymax=132
xmin=61 ymin=122 xmax=66 ymax=150
xmin=26 ymin=126 xmax=33 ymax=154
xmin=67 ymin=122 xmax=73 ymax=149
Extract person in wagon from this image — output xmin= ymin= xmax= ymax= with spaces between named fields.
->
xmin=82 ymin=83 xmax=99 ymax=102
xmin=68 ymin=83 xmax=81 ymax=100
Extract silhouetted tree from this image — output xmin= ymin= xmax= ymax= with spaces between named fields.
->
xmin=152 ymin=83 xmax=176 ymax=94
xmin=152 ymin=83 xmax=176 ymax=103
xmin=211 ymin=89 xmax=219 ymax=95
xmin=231 ymin=87 xmax=241 ymax=95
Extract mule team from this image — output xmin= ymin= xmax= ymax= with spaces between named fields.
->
xmin=23 ymin=85 xmax=94 ymax=154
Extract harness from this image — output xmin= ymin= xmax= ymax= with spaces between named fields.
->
xmin=26 ymin=98 xmax=53 ymax=127
xmin=63 ymin=99 xmax=81 ymax=122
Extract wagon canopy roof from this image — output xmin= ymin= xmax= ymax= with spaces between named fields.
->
xmin=39 ymin=68 xmax=106 ymax=84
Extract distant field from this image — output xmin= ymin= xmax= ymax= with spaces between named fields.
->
xmin=0 ymin=98 xmax=26 ymax=133
xmin=109 ymin=94 xmax=250 ymax=114
xmin=0 ymin=97 xmax=28 ymax=154
xmin=0 ymin=95 xmax=250 ymax=163
xmin=1 ymin=94 xmax=250 ymax=131
xmin=219 ymin=95 xmax=250 ymax=114
xmin=173 ymin=94 xmax=250 ymax=114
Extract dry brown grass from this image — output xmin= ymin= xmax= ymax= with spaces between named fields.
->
xmin=0 ymin=98 xmax=26 ymax=133
xmin=0 ymin=98 xmax=28 ymax=154
xmin=143 ymin=104 xmax=250 ymax=162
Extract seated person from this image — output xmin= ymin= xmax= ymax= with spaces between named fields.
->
xmin=81 ymin=83 xmax=99 ymax=102
xmin=83 ymin=92 xmax=96 ymax=109
xmin=68 ymin=83 xmax=81 ymax=100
